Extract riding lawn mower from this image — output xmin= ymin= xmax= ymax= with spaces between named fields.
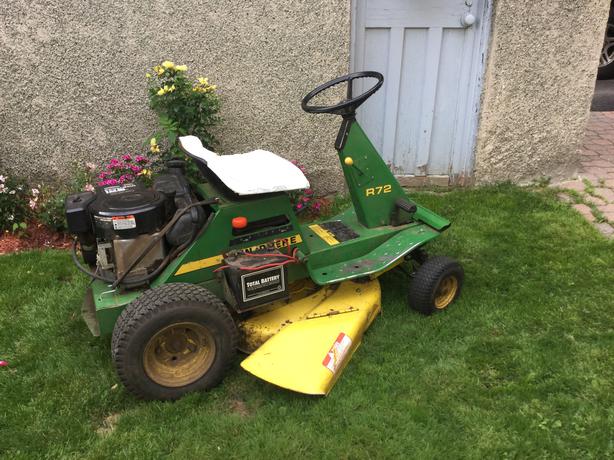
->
xmin=65 ymin=71 xmax=463 ymax=400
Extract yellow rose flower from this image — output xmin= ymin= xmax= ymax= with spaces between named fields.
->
xmin=175 ymin=64 xmax=188 ymax=72
xmin=145 ymin=73 xmax=152 ymax=78
xmin=162 ymin=60 xmax=175 ymax=69
xmin=157 ymin=87 xmax=165 ymax=96
xmin=197 ymin=77 xmax=208 ymax=85
xmin=154 ymin=65 xmax=164 ymax=75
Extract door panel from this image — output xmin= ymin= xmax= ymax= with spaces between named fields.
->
xmin=352 ymin=0 xmax=491 ymax=182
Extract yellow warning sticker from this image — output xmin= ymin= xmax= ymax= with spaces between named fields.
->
xmin=174 ymin=234 xmax=303 ymax=276
xmin=309 ymin=224 xmax=339 ymax=246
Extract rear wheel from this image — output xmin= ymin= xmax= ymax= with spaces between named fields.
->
xmin=112 ymin=283 xmax=238 ymax=400
xmin=408 ymin=256 xmax=463 ymax=315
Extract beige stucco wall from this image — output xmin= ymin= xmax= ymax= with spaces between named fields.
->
xmin=0 ymin=0 xmax=349 ymax=193
xmin=2 ymin=0 xmax=610 ymax=190
xmin=474 ymin=0 xmax=610 ymax=184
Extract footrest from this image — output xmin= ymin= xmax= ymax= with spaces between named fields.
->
xmin=307 ymin=224 xmax=440 ymax=285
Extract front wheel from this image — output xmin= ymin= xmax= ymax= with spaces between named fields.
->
xmin=111 ymin=283 xmax=238 ymax=400
xmin=408 ymin=256 xmax=464 ymax=315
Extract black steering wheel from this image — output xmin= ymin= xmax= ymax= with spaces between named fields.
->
xmin=301 ymin=71 xmax=384 ymax=117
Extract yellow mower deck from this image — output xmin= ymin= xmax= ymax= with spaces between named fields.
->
xmin=239 ymin=279 xmax=381 ymax=395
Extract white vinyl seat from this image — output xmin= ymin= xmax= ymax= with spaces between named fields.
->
xmin=178 ymin=135 xmax=310 ymax=196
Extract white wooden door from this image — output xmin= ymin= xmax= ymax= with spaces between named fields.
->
xmin=351 ymin=0 xmax=491 ymax=184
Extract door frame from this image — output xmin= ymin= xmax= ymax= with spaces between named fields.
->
xmin=349 ymin=0 xmax=494 ymax=185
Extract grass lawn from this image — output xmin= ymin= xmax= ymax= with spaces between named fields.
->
xmin=1 ymin=184 xmax=613 ymax=459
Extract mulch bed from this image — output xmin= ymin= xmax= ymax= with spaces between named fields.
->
xmin=0 ymin=223 xmax=71 ymax=255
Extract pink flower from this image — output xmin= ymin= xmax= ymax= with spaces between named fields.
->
xmin=83 ymin=183 xmax=95 ymax=192
xmin=305 ymin=188 xmax=314 ymax=195
xmin=122 ymin=154 xmax=132 ymax=162
xmin=135 ymin=155 xmax=148 ymax=164
xmin=29 ymin=199 xmax=37 ymax=209
xmin=85 ymin=162 xmax=97 ymax=171
xmin=109 ymin=158 xmax=120 ymax=166
xmin=98 ymin=171 xmax=108 ymax=179
xmin=130 ymin=164 xmax=141 ymax=173
xmin=296 ymin=203 xmax=303 ymax=209
xmin=302 ymin=196 xmax=310 ymax=203
xmin=107 ymin=178 xmax=118 ymax=186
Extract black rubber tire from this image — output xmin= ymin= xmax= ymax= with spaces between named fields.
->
xmin=408 ymin=256 xmax=464 ymax=315
xmin=111 ymin=283 xmax=238 ymax=400
xmin=598 ymin=59 xmax=614 ymax=80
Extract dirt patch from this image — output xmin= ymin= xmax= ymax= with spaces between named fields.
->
xmin=229 ymin=399 xmax=250 ymax=417
xmin=0 ymin=223 xmax=70 ymax=255
xmin=96 ymin=413 xmax=121 ymax=437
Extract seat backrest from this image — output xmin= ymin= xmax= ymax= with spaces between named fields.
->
xmin=178 ymin=136 xmax=218 ymax=164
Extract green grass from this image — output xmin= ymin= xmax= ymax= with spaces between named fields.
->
xmin=1 ymin=184 xmax=613 ymax=459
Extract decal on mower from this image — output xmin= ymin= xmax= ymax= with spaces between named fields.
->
xmin=242 ymin=234 xmax=302 ymax=253
xmin=309 ymin=224 xmax=339 ymax=246
xmin=322 ymin=332 xmax=352 ymax=373
xmin=174 ymin=234 xmax=302 ymax=276
xmin=365 ymin=184 xmax=392 ymax=197
xmin=111 ymin=215 xmax=136 ymax=230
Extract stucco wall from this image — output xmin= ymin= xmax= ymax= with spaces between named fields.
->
xmin=474 ymin=0 xmax=610 ymax=184
xmin=0 ymin=0 xmax=349 ymax=193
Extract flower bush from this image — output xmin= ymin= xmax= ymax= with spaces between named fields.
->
xmin=0 ymin=175 xmax=35 ymax=233
xmin=288 ymin=161 xmax=329 ymax=217
xmin=147 ymin=60 xmax=221 ymax=177
xmin=97 ymin=154 xmax=152 ymax=187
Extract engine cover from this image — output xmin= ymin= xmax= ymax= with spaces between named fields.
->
xmin=89 ymin=183 xmax=174 ymax=240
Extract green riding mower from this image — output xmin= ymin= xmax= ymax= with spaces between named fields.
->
xmin=66 ymin=71 xmax=463 ymax=400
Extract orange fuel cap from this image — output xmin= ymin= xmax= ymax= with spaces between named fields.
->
xmin=232 ymin=216 xmax=248 ymax=229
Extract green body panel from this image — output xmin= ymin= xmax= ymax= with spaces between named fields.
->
xmin=339 ymin=122 xmax=408 ymax=228
xmin=86 ymin=120 xmax=451 ymax=335
xmin=153 ymin=183 xmax=309 ymax=287
xmin=304 ymin=206 xmax=441 ymax=285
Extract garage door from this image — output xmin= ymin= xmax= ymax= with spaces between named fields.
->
xmin=351 ymin=0 xmax=491 ymax=185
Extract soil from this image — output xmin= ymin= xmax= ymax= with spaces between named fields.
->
xmin=0 ymin=222 xmax=71 ymax=255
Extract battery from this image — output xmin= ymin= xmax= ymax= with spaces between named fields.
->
xmin=222 ymin=250 xmax=290 ymax=312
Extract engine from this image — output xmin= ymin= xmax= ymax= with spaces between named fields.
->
xmin=65 ymin=161 xmax=206 ymax=287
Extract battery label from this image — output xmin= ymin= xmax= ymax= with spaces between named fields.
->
xmin=240 ymin=266 xmax=285 ymax=302
xmin=112 ymin=215 xmax=136 ymax=230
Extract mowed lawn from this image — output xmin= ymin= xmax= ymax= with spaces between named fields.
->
xmin=1 ymin=185 xmax=613 ymax=459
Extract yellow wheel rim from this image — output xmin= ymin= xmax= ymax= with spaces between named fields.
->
xmin=434 ymin=275 xmax=459 ymax=310
xmin=143 ymin=322 xmax=216 ymax=387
